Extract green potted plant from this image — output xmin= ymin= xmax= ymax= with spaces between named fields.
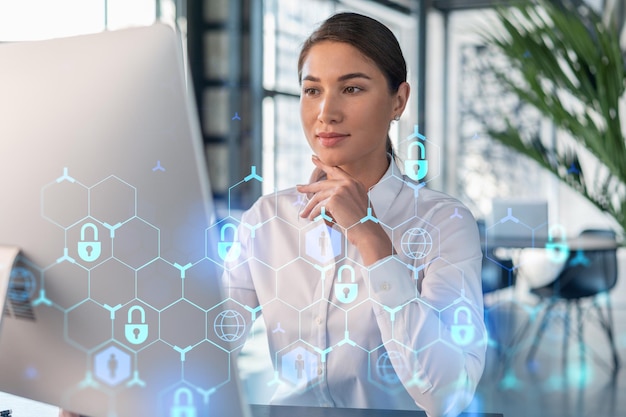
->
xmin=481 ymin=0 xmax=626 ymax=237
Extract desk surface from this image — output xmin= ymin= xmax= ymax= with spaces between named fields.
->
xmin=250 ymin=404 xmax=503 ymax=417
xmin=483 ymin=235 xmax=619 ymax=250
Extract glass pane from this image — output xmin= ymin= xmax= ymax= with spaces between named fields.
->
xmin=107 ymin=0 xmax=156 ymax=30
xmin=273 ymin=95 xmax=310 ymax=191
xmin=0 ymin=0 xmax=104 ymax=41
xmin=263 ymin=0 xmax=334 ymax=93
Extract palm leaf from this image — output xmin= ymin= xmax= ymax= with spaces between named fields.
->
xmin=480 ymin=0 xmax=626 ymax=236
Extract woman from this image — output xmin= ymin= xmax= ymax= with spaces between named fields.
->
xmin=62 ymin=11 xmax=486 ymax=417
xmin=223 ymin=12 xmax=486 ymax=417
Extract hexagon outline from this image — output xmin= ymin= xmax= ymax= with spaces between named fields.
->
xmin=88 ymin=174 xmax=137 ymax=226
xmin=93 ymin=343 xmax=133 ymax=387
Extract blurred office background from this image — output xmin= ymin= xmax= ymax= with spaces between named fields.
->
xmin=1 ymin=0 xmax=625 ymax=416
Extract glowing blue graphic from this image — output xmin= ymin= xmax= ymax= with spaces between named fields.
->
xmin=305 ymin=223 xmax=342 ymax=264
xmin=450 ymin=306 xmax=475 ymax=346
xmin=569 ymin=249 xmax=590 ymax=267
xmin=152 ymin=160 xmax=165 ymax=172
xmin=360 ymin=207 xmax=379 ymax=224
xmin=56 ymin=166 xmax=76 ymax=183
xmin=334 ymin=265 xmax=358 ymax=304
xmin=125 ymin=305 xmax=149 ymax=345
xmin=498 ymin=207 xmax=519 ymax=224
xmin=280 ymin=346 xmax=319 ymax=385
xmin=8 ymin=266 xmax=35 ymax=301
xmin=94 ymin=345 xmax=131 ymax=386
xmin=272 ymin=322 xmax=285 ymax=334
xmin=400 ymin=228 xmax=433 ymax=260
xmin=545 ymin=224 xmax=570 ymax=263
xmin=450 ymin=208 xmax=463 ymax=219
xmin=314 ymin=206 xmax=334 ymax=223
xmin=77 ymin=222 xmax=101 ymax=262
xmin=244 ymin=166 xmax=263 ymax=182
xmin=170 ymin=387 xmax=197 ymax=417
xmin=376 ymin=351 xmax=406 ymax=385
xmin=217 ymin=223 xmax=241 ymax=262
xmin=213 ymin=309 xmax=246 ymax=342
xmin=405 ymin=141 xmax=428 ymax=181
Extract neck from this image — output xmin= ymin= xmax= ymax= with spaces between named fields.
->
xmin=341 ymin=153 xmax=390 ymax=190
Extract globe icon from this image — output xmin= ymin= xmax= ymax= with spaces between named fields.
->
xmin=376 ymin=351 xmax=406 ymax=385
xmin=400 ymin=227 xmax=433 ymax=259
xmin=214 ymin=309 xmax=246 ymax=342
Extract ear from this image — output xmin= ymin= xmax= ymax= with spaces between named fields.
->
xmin=391 ymin=82 xmax=410 ymax=118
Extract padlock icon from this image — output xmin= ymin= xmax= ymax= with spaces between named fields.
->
xmin=334 ymin=265 xmax=358 ymax=304
xmin=217 ymin=223 xmax=241 ymax=262
xmin=77 ymin=222 xmax=101 ymax=262
xmin=545 ymin=224 xmax=570 ymax=263
xmin=125 ymin=305 xmax=148 ymax=344
xmin=170 ymin=387 xmax=197 ymax=417
xmin=405 ymin=141 xmax=428 ymax=181
xmin=450 ymin=306 xmax=475 ymax=346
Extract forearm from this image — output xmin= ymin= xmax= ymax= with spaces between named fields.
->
xmin=367 ymin=257 xmax=486 ymax=417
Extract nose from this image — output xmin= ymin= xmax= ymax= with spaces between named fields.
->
xmin=317 ymin=92 xmax=342 ymax=124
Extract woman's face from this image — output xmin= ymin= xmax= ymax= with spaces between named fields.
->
xmin=299 ymin=41 xmax=408 ymax=171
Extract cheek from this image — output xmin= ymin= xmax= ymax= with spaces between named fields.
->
xmin=351 ymin=100 xmax=391 ymax=130
xmin=300 ymin=101 xmax=315 ymax=127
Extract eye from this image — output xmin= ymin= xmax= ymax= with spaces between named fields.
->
xmin=344 ymin=86 xmax=363 ymax=94
xmin=302 ymin=87 xmax=319 ymax=96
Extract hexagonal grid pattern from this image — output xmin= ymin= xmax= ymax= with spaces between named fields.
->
xmin=26 ymin=126 xmax=512 ymax=415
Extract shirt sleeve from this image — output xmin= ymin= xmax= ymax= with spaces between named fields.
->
xmin=367 ymin=202 xmax=486 ymax=417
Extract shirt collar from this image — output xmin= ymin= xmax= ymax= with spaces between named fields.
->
xmin=368 ymin=158 xmax=405 ymax=221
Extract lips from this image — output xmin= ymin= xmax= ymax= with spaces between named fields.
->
xmin=316 ymin=132 xmax=349 ymax=147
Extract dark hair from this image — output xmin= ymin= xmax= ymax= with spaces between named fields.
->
xmin=298 ymin=12 xmax=407 ymax=157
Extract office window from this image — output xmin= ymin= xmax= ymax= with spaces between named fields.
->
xmin=0 ymin=0 xmax=179 ymax=41
xmin=261 ymin=0 xmax=335 ymax=192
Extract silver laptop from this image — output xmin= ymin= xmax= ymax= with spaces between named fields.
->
xmin=487 ymin=199 xmax=549 ymax=242
xmin=0 ymin=24 xmax=249 ymax=417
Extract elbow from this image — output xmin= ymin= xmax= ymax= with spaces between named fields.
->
xmin=416 ymin=371 xmax=477 ymax=417
xmin=411 ymin=346 xmax=484 ymax=417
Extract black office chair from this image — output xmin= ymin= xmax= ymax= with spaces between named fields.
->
xmin=480 ymin=230 xmax=521 ymax=382
xmin=526 ymin=229 xmax=620 ymax=372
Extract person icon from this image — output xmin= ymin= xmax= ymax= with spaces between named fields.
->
xmin=108 ymin=353 xmax=118 ymax=379
xmin=295 ymin=354 xmax=305 ymax=379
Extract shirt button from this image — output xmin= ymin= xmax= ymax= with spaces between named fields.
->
xmin=381 ymin=282 xmax=391 ymax=291
xmin=317 ymin=367 xmax=323 ymax=375
xmin=315 ymin=316 xmax=322 ymax=325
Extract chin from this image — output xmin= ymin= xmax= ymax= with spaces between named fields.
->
xmin=316 ymin=153 xmax=349 ymax=167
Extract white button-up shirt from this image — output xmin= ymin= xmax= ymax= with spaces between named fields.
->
xmin=222 ymin=161 xmax=486 ymax=417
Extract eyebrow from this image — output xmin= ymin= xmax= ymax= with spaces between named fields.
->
xmin=302 ymin=72 xmax=372 ymax=83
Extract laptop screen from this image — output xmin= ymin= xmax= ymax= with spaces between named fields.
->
xmin=487 ymin=199 xmax=549 ymax=243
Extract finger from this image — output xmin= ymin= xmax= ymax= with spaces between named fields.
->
xmin=298 ymin=188 xmax=334 ymax=218
xmin=296 ymin=179 xmax=341 ymax=194
xmin=307 ymin=200 xmax=334 ymax=222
